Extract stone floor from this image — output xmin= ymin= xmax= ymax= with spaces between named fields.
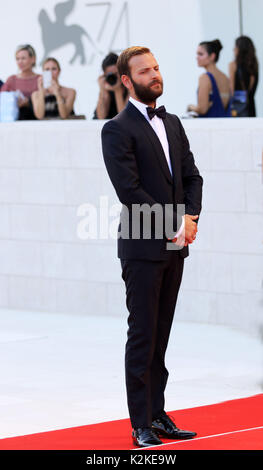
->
xmin=0 ymin=308 xmax=262 ymax=439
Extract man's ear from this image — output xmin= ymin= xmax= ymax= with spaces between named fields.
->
xmin=121 ymin=74 xmax=132 ymax=90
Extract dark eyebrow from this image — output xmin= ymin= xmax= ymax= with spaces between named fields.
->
xmin=137 ymin=67 xmax=150 ymax=72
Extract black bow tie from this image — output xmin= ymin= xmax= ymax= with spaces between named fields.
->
xmin=146 ymin=105 xmax=166 ymax=120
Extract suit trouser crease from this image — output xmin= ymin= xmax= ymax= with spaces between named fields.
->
xmin=121 ymin=250 xmax=184 ymax=429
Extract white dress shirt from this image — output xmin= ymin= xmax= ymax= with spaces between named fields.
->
xmin=129 ymin=96 xmax=173 ymax=174
xmin=129 ymin=96 xmax=184 ymax=238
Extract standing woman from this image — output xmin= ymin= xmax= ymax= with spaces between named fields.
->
xmin=31 ymin=57 xmax=76 ymax=119
xmin=229 ymin=36 xmax=258 ymax=117
xmin=1 ymin=44 xmax=40 ymax=119
xmin=187 ymin=39 xmax=231 ymax=118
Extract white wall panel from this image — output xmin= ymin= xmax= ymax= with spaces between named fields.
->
xmin=0 ymin=119 xmax=262 ymax=333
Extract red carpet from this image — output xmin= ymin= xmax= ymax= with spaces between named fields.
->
xmin=0 ymin=394 xmax=262 ymax=450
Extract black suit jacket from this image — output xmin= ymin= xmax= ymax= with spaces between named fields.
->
xmin=101 ymin=101 xmax=203 ymax=260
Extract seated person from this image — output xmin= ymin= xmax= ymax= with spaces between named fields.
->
xmin=1 ymin=44 xmax=40 ymax=120
xmin=187 ymin=39 xmax=231 ymax=118
xmin=93 ymin=52 xmax=128 ymax=119
xmin=31 ymin=57 xmax=76 ymax=119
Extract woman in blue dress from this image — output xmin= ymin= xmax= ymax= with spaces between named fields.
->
xmin=187 ymin=39 xmax=231 ymax=118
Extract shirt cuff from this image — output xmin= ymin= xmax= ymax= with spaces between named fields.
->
xmin=174 ymin=215 xmax=185 ymax=238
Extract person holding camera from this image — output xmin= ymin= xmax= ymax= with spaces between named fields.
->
xmin=93 ymin=52 xmax=128 ymax=119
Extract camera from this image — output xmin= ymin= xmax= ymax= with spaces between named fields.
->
xmin=105 ymin=72 xmax=118 ymax=86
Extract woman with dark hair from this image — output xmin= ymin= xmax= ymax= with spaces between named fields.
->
xmin=1 ymin=44 xmax=40 ymax=119
xmin=31 ymin=57 xmax=76 ymax=119
xmin=187 ymin=39 xmax=231 ymax=118
xmin=93 ymin=52 xmax=128 ymax=119
xmin=229 ymin=36 xmax=258 ymax=117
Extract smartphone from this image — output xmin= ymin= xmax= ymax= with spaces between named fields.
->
xmin=43 ymin=70 xmax=52 ymax=89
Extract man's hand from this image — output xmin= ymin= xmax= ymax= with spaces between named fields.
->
xmin=172 ymin=214 xmax=199 ymax=247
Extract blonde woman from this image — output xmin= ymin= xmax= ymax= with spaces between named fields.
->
xmin=1 ymin=44 xmax=40 ymax=119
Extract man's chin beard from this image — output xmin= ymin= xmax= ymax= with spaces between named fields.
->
xmin=131 ymin=78 xmax=163 ymax=105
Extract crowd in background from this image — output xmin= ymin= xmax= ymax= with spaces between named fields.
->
xmin=0 ymin=45 xmax=76 ymax=120
xmin=187 ymin=36 xmax=258 ymax=118
xmin=0 ymin=35 xmax=259 ymax=121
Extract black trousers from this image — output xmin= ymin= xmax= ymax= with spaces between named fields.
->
xmin=121 ymin=249 xmax=184 ymax=429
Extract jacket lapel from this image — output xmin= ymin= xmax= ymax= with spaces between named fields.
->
xmin=126 ymin=102 xmax=173 ymax=185
xmin=163 ymin=115 xmax=179 ymax=189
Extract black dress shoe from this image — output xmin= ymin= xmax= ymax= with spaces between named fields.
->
xmin=152 ymin=413 xmax=197 ymax=439
xmin=132 ymin=427 xmax=163 ymax=447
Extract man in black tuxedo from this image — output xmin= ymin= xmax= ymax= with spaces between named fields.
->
xmin=101 ymin=47 xmax=203 ymax=447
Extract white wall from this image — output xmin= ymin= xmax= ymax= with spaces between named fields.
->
xmin=0 ymin=119 xmax=262 ymax=334
xmin=1 ymin=0 xmax=261 ymax=117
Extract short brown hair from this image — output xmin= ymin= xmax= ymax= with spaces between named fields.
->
xmin=117 ymin=46 xmax=151 ymax=77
